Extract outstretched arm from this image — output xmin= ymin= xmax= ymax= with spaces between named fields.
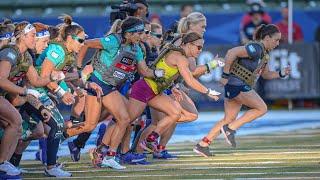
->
xmin=77 ymin=39 xmax=103 ymax=68
xmin=261 ymin=63 xmax=291 ymax=80
xmin=176 ymin=56 xmax=208 ymax=94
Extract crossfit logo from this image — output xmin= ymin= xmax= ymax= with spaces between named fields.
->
xmin=269 ymin=49 xmax=301 ymax=79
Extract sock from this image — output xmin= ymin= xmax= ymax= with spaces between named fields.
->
xmin=201 ymin=137 xmax=211 ymax=145
xmin=10 ymin=153 xmax=22 ymax=167
xmin=106 ymin=150 xmax=116 ymax=157
xmin=157 ymin=145 xmax=166 ymax=151
xmin=147 ymin=131 xmax=159 ymax=142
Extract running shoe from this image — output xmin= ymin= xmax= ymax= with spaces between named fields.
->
xmin=16 ymin=167 xmax=28 ymax=173
xmin=100 ymin=157 xmax=126 ymax=170
xmin=221 ymin=124 xmax=237 ymax=148
xmin=0 ymin=172 xmax=21 ymax=180
xmin=89 ymin=148 xmax=103 ymax=168
xmin=68 ymin=141 xmax=81 ymax=162
xmin=136 ymin=159 xmax=151 ymax=165
xmin=121 ymin=152 xmax=145 ymax=164
xmin=193 ymin=144 xmax=212 ymax=157
xmin=153 ymin=150 xmax=178 ymax=159
xmin=0 ymin=161 xmax=21 ymax=176
xmin=44 ymin=164 xmax=71 ymax=177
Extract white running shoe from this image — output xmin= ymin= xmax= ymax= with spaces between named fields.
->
xmin=44 ymin=165 xmax=72 ymax=177
xmin=101 ymin=157 xmax=126 ymax=170
xmin=0 ymin=161 xmax=21 ymax=176
xmin=16 ymin=167 xmax=28 ymax=173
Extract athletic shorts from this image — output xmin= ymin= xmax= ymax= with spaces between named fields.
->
xmin=163 ymin=89 xmax=172 ymax=95
xmin=87 ymin=74 xmax=117 ymax=96
xmin=129 ymin=79 xmax=156 ymax=103
xmin=224 ymin=84 xmax=252 ymax=99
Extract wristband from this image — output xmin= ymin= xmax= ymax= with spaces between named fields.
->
xmin=279 ymin=70 xmax=286 ymax=78
xmin=205 ymin=63 xmax=210 ymax=73
xmin=54 ymin=86 xmax=66 ymax=98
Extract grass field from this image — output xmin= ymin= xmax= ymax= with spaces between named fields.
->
xmin=20 ymin=129 xmax=320 ymax=179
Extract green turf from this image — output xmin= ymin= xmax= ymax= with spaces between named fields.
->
xmin=21 ymin=129 xmax=320 ymax=179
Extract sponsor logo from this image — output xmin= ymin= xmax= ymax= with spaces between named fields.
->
xmin=113 ymin=71 xmax=126 ymax=79
xmin=51 ymin=51 xmax=59 ymax=59
xmin=7 ymin=52 xmax=16 ymax=60
xmin=248 ymin=45 xmax=256 ymax=53
xmin=120 ymin=57 xmax=134 ymax=65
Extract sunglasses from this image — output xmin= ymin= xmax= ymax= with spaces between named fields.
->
xmin=191 ymin=43 xmax=203 ymax=51
xmin=144 ymin=30 xmax=150 ymax=34
xmin=71 ymin=35 xmax=85 ymax=44
xmin=150 ymin=32 xmax=162 ymax=39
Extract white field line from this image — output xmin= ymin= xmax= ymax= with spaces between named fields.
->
xmin=23 ymin=165 xmax=291 ymax=172
xmin=167 ymin=150 xmax=320 ymax=154
xmin=20 ymin=158 xmax=319 ymax=168
xmin=166 ymin=144 xmax=320 ymax=150
xmin=175 ymin=155 xmax=320 ymax=160
xmin=23 ymin=171 xmax=320 ymax=179
xmin=243 ymin=178 xmax=320 ymax=180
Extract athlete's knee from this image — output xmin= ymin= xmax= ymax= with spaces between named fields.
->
xmin=257 ymin=103 xmax=268 ymax=116
xmin=9 ymin=115 xmax=23 ymax=136
xmin=116 ymin=114 xmax=131 ymax=128
xmin=188 ymin=112 xmax=198 ymax=122
xmin=169 ymin=108 xmax=182 ymax=122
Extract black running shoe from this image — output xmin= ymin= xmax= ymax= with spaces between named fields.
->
xmin=221 ymin=124 xmax=236 ymax=148
xmin=193 ymin=144 xmax=213 ymax=157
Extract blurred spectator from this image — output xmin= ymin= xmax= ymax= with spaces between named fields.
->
xmin=133 ymin=0 xmax=149 ymax=20
xmin=315 ymin=26 xmax=320 ymax=43
xmin=150 ymin=14 xmax=162 ymax=26
xmin=180 ymin=4 xmax=193 ymax=18
xmin=276 ymin=6 xmax=303 ymax=43
xmin=246 ymin=0 xmax=265 ymax=6
xmin=241 ymin=0 xmax=271 ymax=28
xmin=240 ymin=3 xmax=269 ymax=44
xmin=168 ymin=4 xmax=194 ymax=34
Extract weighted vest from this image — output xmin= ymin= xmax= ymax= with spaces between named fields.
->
xmin=150 ymin=42 xmax=186 ymax=93
xmin=1 ymin=45 xmax=33 ymax=85
xmin=230 ymin=41 xmax=269 ymax=87
xmin=92 ymin=34 xmax=140 ymax=87
xmin=49 ymin=41 xmax=76 ymax=72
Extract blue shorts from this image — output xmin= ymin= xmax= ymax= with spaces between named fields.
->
xmin=163 ymin=89 xmax=172 ymax=95
xmin=224 ymin=84 xmax=252 ymax=99
xmin=87 ymin=74 xmax=117 ymax=96
xmin=119 ymin=80 xmax=131 ymax=96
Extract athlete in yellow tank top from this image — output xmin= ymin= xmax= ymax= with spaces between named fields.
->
xmin=144 ymin=57 xmax=178 ymax=94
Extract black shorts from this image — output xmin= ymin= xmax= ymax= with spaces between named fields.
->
xmin=87 ymin=74 xmax=117 ymax=96
xmin=224 ymin=84 xmax=252 ymax=99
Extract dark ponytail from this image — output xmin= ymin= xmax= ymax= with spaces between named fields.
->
xmin=58 ymin=14 xmax=84 ymax=41
xmin=254 ymin=24 xmax=280 ymax=41
xmin=181 ymin=32 xmax=203 ymax=44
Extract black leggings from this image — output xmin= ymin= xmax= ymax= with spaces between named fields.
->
xmin=20 ymin=103 xmax=60 ymax=166
xmin=73 ymin=131 xmax=92 ymax=149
